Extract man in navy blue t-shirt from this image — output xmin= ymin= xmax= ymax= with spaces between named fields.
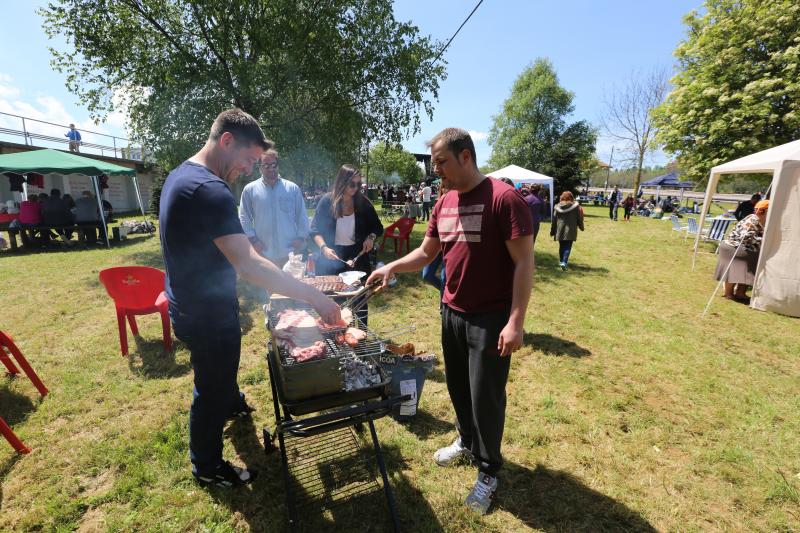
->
xmin=160 ymin=108 xmax=340 ymax=488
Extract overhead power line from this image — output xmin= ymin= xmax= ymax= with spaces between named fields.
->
xmin=433 ymin=0 xmax=485 ymax=64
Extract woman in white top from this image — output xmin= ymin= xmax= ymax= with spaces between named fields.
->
xmin=310 ymin=164 xmax=383 ymax=279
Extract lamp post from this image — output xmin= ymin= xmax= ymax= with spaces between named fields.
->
xmin=603 ymin=146 xmax=614 ymax=196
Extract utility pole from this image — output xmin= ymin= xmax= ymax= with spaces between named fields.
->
xmin=603 ymin=146 xmax=614 ymax=196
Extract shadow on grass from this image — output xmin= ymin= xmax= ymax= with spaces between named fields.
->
xmin=128 ymin=336 xmax=190 ymax=379
xmin=524 ymin=333 xmax=592 ymax=358
xmin=0 ymin=385 xmax=37 ymax=426
xmin=499 ymin=462 xmax=657 ymax=532
xmin=1 ymin=233 xmax=155 ymax=257
xmin=398 ymin=410 xmax=453 ymax=440
xmin=210 ymin=421 xmax=443 ymax=532
xmin=534 ymin=249 xmax=610 ymax=282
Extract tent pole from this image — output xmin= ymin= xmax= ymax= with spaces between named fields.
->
xmin=92 ymin=175 xmax=111 ymax=249
xmin=132 ymin=174 xmax=146 ymax=218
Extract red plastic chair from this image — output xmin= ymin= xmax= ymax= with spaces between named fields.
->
xmin=98 ymin=266 xmax=172 ymax=356
xmin=380 ymin=217 xmax=416 ymax=256
xmin=1 ymin=330 xmax=48 ymax=454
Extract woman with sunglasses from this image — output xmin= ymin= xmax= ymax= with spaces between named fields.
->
xmin=310 ymin=164 xmax=383 ymax=282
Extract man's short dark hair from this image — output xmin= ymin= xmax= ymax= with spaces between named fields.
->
xmin=427 ymin=128 xmax=477 ymax=167
xmin=50 ymin=188 xmax=61 ymax=198
xmin=209 ymin=108 xmax=272 ymax=150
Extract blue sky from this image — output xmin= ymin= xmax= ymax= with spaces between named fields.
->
xmin=0 ymin=1 xmax=702 ymax=167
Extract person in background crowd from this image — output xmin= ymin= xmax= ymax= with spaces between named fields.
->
xmin=65 ymin=123 xmax=82 ymax=152
xmin=41 ymin=188 xmax=73 ymax=242
xmin=622 ymin=194 xmax=635 ymax=221
xmin=551 ymin=191 xmax=585 ymax=271
xmin=238 ymin=148 xmax=308 ymax=269
xmin=734 ymin=193 xmax=761 ymax=221
xmin=369 ymin=128 xmax=534 ymax=515
xmin=102 ymin=199 xmax=113 ymax=220
xmin=525 ymin=184 xmax=545 ymax=242
xmin=73 ymin=190 xmax=101 ymax=243
xmin=421 ymin=181 xmax=449 ymax=293
xmin=18 ymin=195 xmax=42 ymax=245
xmin=159 ymin=108 xmax=340 ymax=489
xmin=421 ymin=180 xmax=433 ymax=221
xmin=311 ymin=164 xmax=383 ymax=277
xmin=498 ymin=177 xmax=514 ymax=188
xmin=715 ymin=199 xmax=769 ymax=303
xmin=608 ymin=186 xmax=622 ymax=221
xmin=62 ymin=194 xmax=76 ymax=214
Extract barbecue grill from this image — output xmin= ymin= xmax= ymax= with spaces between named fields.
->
xmin=263 ymin=295 xmax=409 ymax=531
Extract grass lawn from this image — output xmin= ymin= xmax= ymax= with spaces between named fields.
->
xmin=1 ymin=205 xmax=798 ymax=532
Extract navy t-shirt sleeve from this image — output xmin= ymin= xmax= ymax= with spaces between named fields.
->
xmin=194 ymin=181 xmax=244 ymax=240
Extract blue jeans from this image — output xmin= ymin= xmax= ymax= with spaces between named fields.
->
xmin=171 ymin=307 xmax=247 ymax=474
xmin=422 ymin=252 xmax=446 ymax=294
xmin=558 ymin=240 xmax=573 ymax=265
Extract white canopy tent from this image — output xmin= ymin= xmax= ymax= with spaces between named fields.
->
xmin=693 ymin=140 xmax=800 ymax=317
xmin=487 ymin=164 xmax=555 ymax=213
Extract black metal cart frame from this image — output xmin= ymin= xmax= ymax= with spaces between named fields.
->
xmin=263 ymin=341 xmax=410 ymax=532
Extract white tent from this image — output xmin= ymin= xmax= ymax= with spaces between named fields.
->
xmin=693 ymin=140 xmax=800 ymax=317
xmin=487 ymin=164 xmax=555 ymax=214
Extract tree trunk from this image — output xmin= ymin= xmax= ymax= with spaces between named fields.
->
xmin=632 ymin=151 xmax=645 ymax=200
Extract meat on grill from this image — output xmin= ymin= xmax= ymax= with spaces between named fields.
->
xmin=274 ymin=309 xmax=318 ymax=338
xmin=291 ymin=340 xmax=327 ymax=362
xmin=317 ymin=307 xmax=354 ymax=331
xmin=335 ymin=327 xmax=366 ymax=347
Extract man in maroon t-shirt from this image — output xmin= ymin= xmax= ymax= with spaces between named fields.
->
xmin=368 ymin=128 xmax=534 ymax=515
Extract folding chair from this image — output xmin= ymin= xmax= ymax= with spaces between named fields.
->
xmin=670 ymin=215 xmax=688 ymax=237
xmin=684 ymin=217 xmax=699 ymax=241
xmin=701 ymin=218 xmax=733 ymax=253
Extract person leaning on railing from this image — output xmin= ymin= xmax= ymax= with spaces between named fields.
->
xmin=65 ymin=123 xmax=82 ymax=152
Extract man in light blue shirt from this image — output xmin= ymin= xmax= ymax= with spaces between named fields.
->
xmin=238 ymin=149 xmax=308 ymax=268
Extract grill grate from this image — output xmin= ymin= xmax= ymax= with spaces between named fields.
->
xmin=285 ymin=426 xmax=381 ymax=511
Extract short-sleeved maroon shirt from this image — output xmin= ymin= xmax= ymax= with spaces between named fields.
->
xmin=426 ymin=177 xmax=533 ymax=313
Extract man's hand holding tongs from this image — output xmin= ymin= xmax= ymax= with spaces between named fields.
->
xmin=367 ymin=264 xmax=395 ymax=288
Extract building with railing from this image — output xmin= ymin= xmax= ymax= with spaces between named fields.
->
xmin=0 ymin=112 xmax=159 ymax=213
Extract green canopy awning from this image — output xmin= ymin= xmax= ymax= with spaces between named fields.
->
xmin=0 ymin=148 xmax=135 ymax=176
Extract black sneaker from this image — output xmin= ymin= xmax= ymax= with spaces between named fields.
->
xmin=193 ymin=460 xmax=258 ymax=488
xmin=227 ymin=402 xmax=256 ymax=421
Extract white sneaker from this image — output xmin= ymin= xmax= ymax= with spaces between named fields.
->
xmin=433 ymin=437 xmax=473 ymax=467
xmin=465 ymin=471 xmax=498 ymax=515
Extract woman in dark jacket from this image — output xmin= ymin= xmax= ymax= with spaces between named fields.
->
xmin=310 ymin=164 xmax=383 ymax=277
xmin=550 ymin=191 xmax=584 ymax=271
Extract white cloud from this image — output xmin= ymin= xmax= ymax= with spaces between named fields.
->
xmin=0 ymin=73 xmax=128 ymax=150
xmin=468 ymin=130 xmax=488 ymax=142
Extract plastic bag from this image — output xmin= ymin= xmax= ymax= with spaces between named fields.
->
xmin=282 ymin=252 xmax=305 ymax=279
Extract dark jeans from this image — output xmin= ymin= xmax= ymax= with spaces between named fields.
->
xmin=171 ymin=307 xmax=247 ymax=474
xmin=421 ymin=252 xmax=445 ymax=294
xmin=441 ymin=305 xmax=511 ymax=476
xmin=422 ymin=201 xmax=432 ymax=221
xmin=609 ymin=203 xmax=619 ymax=220
xmin=623 ymin=206 xmax=632 ymax=220
xmin=558 ymin=240 xmax=573 ymax=265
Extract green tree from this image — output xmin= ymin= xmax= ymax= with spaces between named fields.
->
xmin=41 ymin=0 xmax=445 ymax=186
xmin=653 ymin=0 xmax=800 ymax=182
xmin=366 ymin=142 xmax=423 ymax=184
xmin=488 ymin=58 xmax=596 ymax=193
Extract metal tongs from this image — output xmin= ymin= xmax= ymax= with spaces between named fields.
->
xmin=342 ymin=277 xmax=385 ymax=315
